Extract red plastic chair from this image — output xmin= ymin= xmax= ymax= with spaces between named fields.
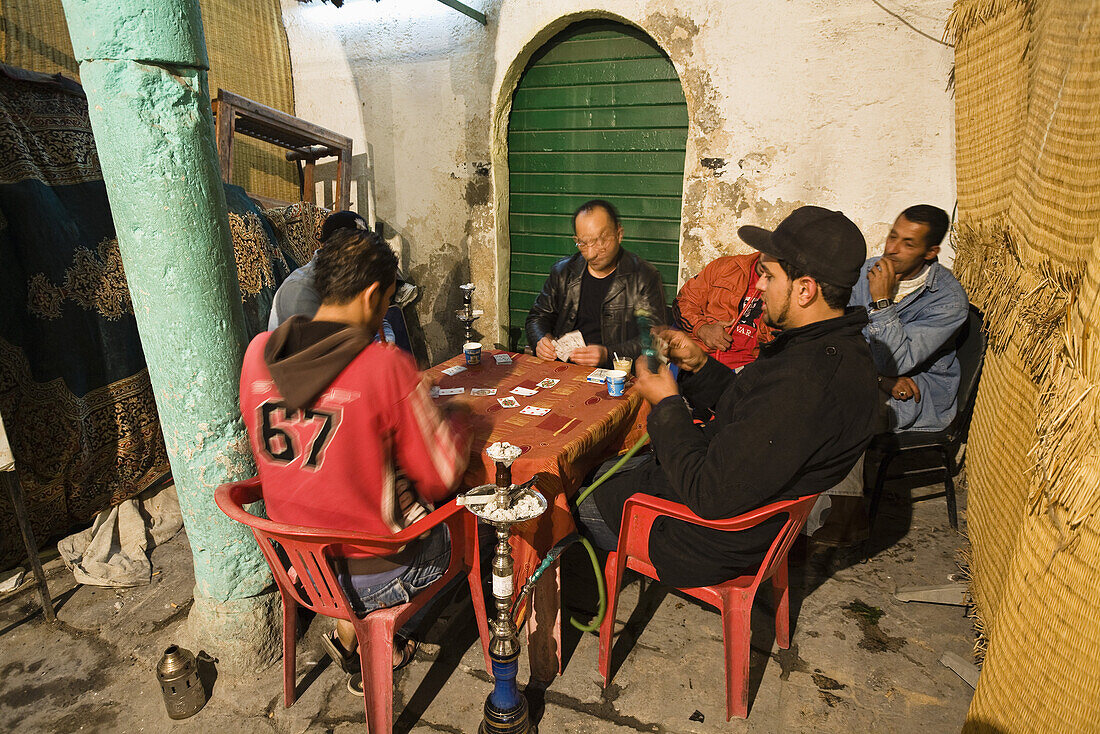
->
xmin=215 ymin=477 xmax=491 ymax=733
xmin=598 ymin=493 xmax=819 ymax=720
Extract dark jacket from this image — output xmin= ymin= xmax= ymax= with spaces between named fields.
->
xmin=594 ymin=308 xmax=878 ymax=587
xmin=525 ymin=250 xmax=668 ymax=368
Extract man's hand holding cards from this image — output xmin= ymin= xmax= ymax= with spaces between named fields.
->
xmin=554 ymin=330 xmax=585 ymax=362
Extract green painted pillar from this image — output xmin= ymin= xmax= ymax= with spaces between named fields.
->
xmin=61 ymin=0 xmax=279 ymax=668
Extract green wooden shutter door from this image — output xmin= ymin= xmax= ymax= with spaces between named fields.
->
xmin=507 ymin=21 xmax=688 ymax=349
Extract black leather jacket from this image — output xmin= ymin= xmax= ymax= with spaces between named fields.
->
xmin=593 ymin=308 xmax=878 ymax=587
xmin=525 ymin=250 xmax=668 ymax=368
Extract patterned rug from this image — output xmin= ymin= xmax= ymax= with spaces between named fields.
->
xmin=0 ymin=64 xmax=311 ymax=567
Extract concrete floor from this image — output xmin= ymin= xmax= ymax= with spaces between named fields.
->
xmin=0 ymin=471 xmax=975 ymax=733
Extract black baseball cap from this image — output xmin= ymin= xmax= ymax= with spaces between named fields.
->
xmin=319 ymin=210 xmax=411 ymax=293
xmin=320 ymin=210 xmax=370 ymax=242
xmin=738 ymin=206 xmax=867 ymax=288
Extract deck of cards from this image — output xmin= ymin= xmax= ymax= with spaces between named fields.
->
xmin=586 ymin=368 xmax=612 ymax=384
xmin=493 ymin=353 xmax=513 ymax=365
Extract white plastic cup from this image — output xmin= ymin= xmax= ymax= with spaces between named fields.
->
xmin=606 ymin=369 xmax=627 ymax=397
xmin=464 ymin=342 xmax=482 ymax=366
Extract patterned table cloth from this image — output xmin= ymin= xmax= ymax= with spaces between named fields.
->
xmin=427 ymin=351 xmax=649 ymax=678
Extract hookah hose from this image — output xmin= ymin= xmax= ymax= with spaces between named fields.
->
xmin=511 ymin=431 xmax=651 ymax=632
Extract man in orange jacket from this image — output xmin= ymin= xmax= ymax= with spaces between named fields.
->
xmin=673 ymin=253 xmax=772 ymax=371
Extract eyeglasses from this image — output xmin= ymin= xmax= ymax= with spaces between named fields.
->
xmin=574 ymin=233 xmax=617 ymax=251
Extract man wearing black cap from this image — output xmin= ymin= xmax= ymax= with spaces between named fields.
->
xmin=268 ymin=211 xmax=412 ymax=347
xmin=575 ymin=206 xmax=879 ymax=588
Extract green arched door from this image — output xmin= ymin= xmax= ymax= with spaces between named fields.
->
xmin=506 ymin=20 xmax=688 ymax=349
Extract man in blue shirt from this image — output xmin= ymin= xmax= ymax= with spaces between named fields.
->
xmin=268 ymin=211 xmax=369 ymax=330
xmin=812 ymin=204 xmax=968 ymax=546
xmin=852 ymin=204 xmax=969 ymax=432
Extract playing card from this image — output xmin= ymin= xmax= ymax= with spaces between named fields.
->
xmin=536 ymin=378 xmax=559 ymax=389
xmin=497 ymin=396 xmax=519 ymax=408
xmin=442 ymin=365 xmax=467 ymax=376
xmin=554 ymin=330 xmax=585 ymax=362
xmin=520 ymin=406 xmax=550 ymax=416
xmin=437 ymin=387 xmax=465 ymax=396
xmin=510 ymin=386 xmax=538 ymax=397
xmin=652 ymin=332 xmax=671 ymax=365
xmin=493 ymin=353 xmax=513 ymax=365
xmin=470 ymin=388 xmax=497 ymax=396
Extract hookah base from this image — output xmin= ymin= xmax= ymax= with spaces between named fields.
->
xmin=479 ymin=696 xmax=534 ymax=734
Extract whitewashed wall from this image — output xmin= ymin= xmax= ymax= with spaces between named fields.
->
xmin=281 ymin=0 xmax=954 ymax=360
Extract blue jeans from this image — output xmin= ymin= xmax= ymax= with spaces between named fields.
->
xmin=575 ymin=454 xmax=652 ymax=552
xmin=336 ymin=524 xmax=451 ymax=636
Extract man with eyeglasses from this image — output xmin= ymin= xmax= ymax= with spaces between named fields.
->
xmin=525 ymin=199 xmax=668 ymax=368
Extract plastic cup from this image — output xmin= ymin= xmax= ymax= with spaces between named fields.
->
xmin=606 ymin=369 xmax=627 ymax=397
xmin=613 ymin=357 xmax=632 ymax=374
xmin=464 ymin=342 xmax=482 ymax=366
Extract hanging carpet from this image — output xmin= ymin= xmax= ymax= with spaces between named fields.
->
xmin=0 ymin=64 xmax=305 ymax=568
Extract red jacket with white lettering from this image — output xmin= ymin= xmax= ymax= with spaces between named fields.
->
xmin=240 ymin=332 xmax=471 ymax=549
xmin=673 ymin=253 xmax=773 ymax=370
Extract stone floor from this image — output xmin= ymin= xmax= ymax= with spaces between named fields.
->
xmin=0 ymin=470 xmax=975 ymax=733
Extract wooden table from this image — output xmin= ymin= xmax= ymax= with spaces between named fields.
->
xmin=426 ymin=351 xmax=648 ymax=680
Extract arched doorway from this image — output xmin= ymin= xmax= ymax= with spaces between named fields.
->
xmin=505 ymin=19 xmax=688 ymax=349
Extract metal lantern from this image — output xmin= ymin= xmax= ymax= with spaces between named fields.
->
xmin=156 ymin=644 xmax=208 ymax=719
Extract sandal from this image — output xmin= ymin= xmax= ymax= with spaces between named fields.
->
xmin=393 ymin=635 xmax=419 ymax=672
xmin=345 ymin=638 xmax=415 ymax=695
xmin=321 ymin=630 xmax=357 ymax=675
xmin=346 ymin=674 xmax=364 ymax=697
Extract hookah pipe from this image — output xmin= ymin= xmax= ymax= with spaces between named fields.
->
xmin=510 ymin=352 xmax=657 ymax=631
xmin=508 ymin=431 xmax=651 ymax=632
xmin=509 ymin=442 xmax=651 ymax=631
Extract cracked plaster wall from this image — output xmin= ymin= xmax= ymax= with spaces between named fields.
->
xmin=282 ymin=0 xmax=954 ymax=361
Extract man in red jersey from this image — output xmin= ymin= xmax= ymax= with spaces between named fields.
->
xmin=240 ymin=228 xmax=472 ymax=695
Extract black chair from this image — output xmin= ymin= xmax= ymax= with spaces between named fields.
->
xmin=866 ymin=304 xmax=987 ymax=531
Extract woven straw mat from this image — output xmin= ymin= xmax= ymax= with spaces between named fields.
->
xmin=0 ymin=0 xmax=298 ymax=203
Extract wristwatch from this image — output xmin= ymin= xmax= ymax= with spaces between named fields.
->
xmin=868 ymin=298 xmax=892 ymax=311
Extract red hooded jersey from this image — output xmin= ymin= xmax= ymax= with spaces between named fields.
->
xmin=240 ymin=331 xmax=470 ymax=548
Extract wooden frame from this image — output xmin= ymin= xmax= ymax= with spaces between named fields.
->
xmin=212 ymin=89 xmax=353 ymax=211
